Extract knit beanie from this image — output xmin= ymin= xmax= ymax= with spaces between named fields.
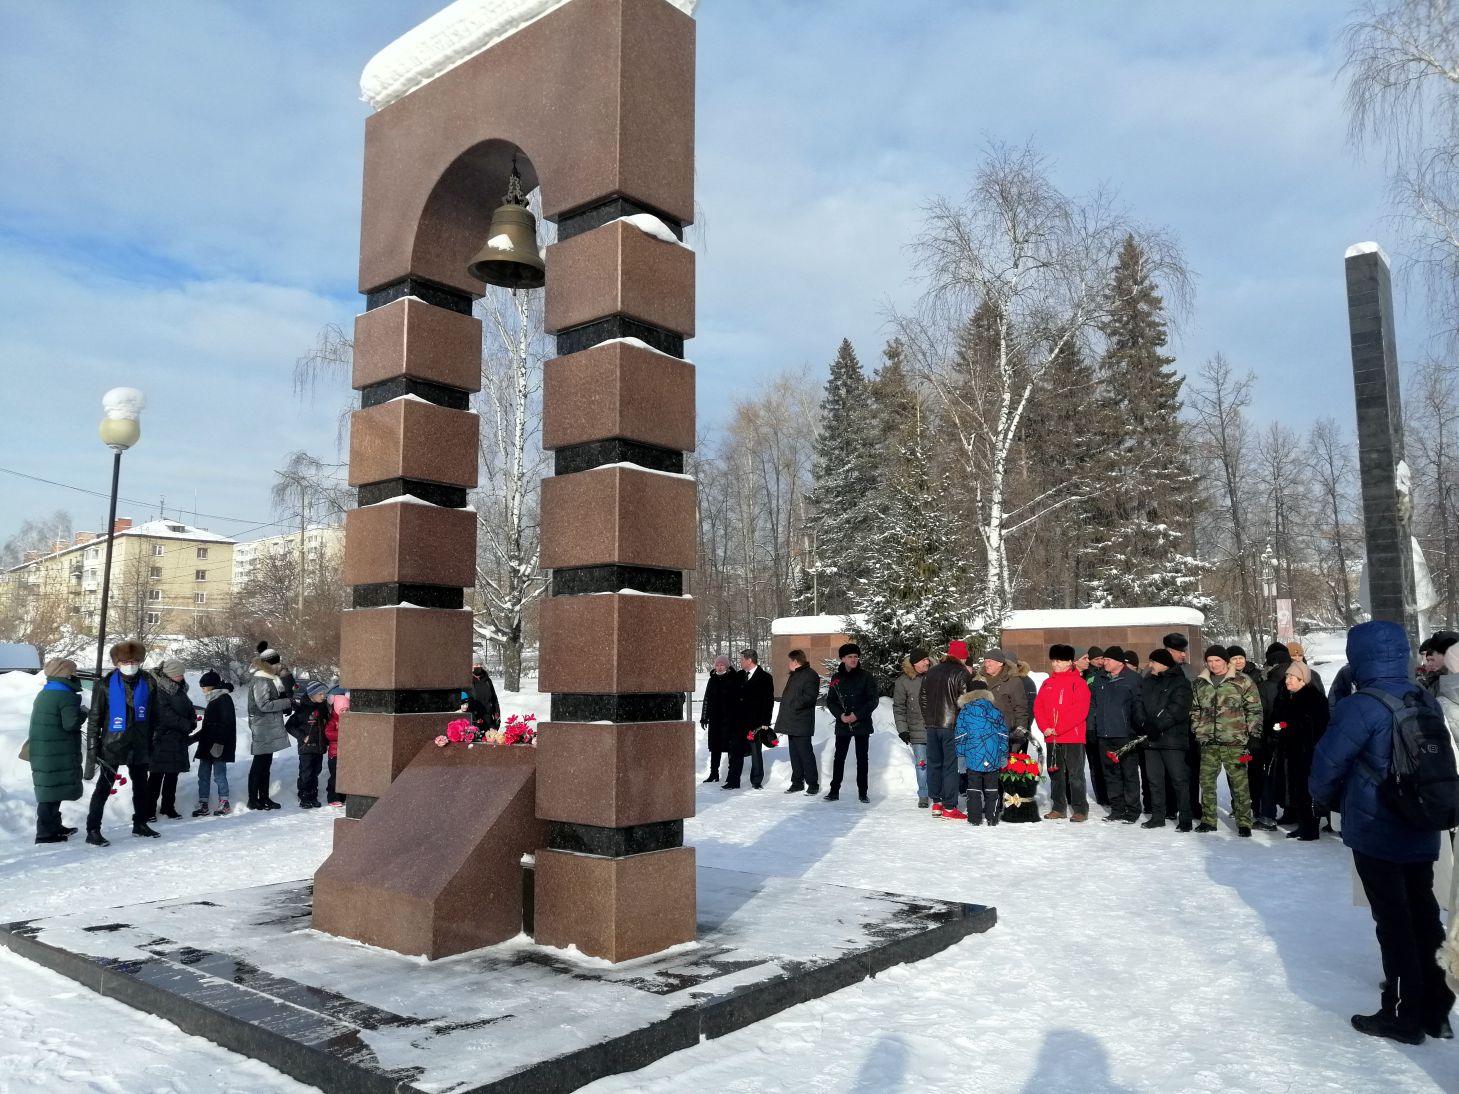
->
xmin=908 ymin=648 xmax=930 ymax=665
xmin=1204 ymin=645 xmax=1230 ymax=663
xmin=305 ymin=680 xmax=328 ymax=700
xmin=1148 ymin=649 xmax=1176 ymax=670
xmin=162 ymin=659 xmax=185 ymax=678
xmin=1102 ymin=645 xmax=1126 ymax=662
xmin=1226 ymin=645 xmax=1247 ymax=660
xmin=1086 ymin=646 xmax=1105 ymax=660
xmin=1263 ymin=642 xmax=1292 ymax=667
xmin=947 ymin=639 xmax=969 ymax=661
xmin=199 ymin=670 xmax=224 ymax=689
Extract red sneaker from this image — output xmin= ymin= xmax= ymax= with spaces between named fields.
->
xmin=942 ymin=807 xmax=969 ymax=821
xmin=930 ymin=803 xmax=943 ymax=816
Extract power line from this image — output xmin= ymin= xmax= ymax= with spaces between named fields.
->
xmin=0 ymin=464 xmax=272 ymax=526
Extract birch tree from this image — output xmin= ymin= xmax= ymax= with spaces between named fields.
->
xmin=896 ymin=142 xmax=1189 ymax=626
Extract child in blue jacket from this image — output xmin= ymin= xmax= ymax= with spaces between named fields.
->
xmin=955 ymin=680 xmax=1009 ymax=825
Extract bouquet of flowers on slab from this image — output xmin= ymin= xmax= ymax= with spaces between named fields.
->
xmin=999 ymin=751 xmax=1042 ymax=823
xmin=435 ymin=712 xmax=537 ymax=748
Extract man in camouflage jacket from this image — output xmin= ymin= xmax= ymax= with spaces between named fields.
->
xmin=1191 ymin=644 xmax=1263 ymax=835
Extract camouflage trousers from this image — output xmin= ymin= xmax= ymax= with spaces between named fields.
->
xmin=1198 ymin=744 xmax=1252 ymax=828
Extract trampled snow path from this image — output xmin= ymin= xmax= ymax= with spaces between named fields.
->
xmin=0 ymin=658 xmax=1453 ymax=1092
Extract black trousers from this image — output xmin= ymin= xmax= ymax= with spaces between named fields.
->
xmin=87 ymin=762 xmax=151 ymax=830
xmin=707 ymin=749 xmax=723 ymax=778
xmin=36 ymin=800 xmax=63 ymax=839
xmin=145 ymin=771 xmax=178 ymax=815
xmin=1144 ymin=749 xmax=1191 ymax=825
xmin=298 ymin=752 xmax=324 ymax=803
xmin=966 ymin=770 xmax=1001 ymax=823
xmin=830 ymin=734 xmax=869 ymax=796
xmin=1084 ymin=734 xmax=1109 ymax=806
xmin=1100 ymin=739 xmax=1141 ymax=820
xmin=248 ymin=753 xmax=275 ymax=806
xmin=326 ymin=755 xmax=340 ymax=803
xmin=1188 ymin=738 xmax=1204 ymax=818
xmin=725 ymin=737 xmax=763 ymax=788
xmin=1048 ymin=743 xmax=1088 ymax=814
xmin=786 ymin=735 xmax=817 ymax=789
xmin=1352 ymin=851 xmax=1455 ymax=1029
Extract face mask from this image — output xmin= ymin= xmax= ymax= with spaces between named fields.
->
xmin=119 ymin=663 xmax=139 ymax=677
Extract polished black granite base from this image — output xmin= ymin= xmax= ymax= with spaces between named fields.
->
xmin=0 ymin=868 xmax=993 ymax=1094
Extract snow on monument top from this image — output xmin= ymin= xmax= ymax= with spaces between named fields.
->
xmin=362 ymin=0 xmax=700 ymax=110
xmin=1344 ymin=240 xmax=1391 ymax=265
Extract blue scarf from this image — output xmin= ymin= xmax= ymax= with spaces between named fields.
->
xmin=108 ymin=672 xmax=148 ymax=734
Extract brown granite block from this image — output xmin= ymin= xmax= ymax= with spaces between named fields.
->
xmin=538 ymin=594 xmax=694 ymax=694
xmin=348 ymin=400 xmax=478 ymax=488
xmin=344 ymin=501 xmax=477 ymax=588
xmin=340 ymin=606 xmax=474 ymax=690
xmin=544 ymin=219 xmax=695 ymax=337
xmin=358 ymin=0 xmax=694 ymax=295
xmin=535 ymin=722 xmax=695 ymax=827
xmin=352 ymin=297 xmax=483 ymax=391
xmin=539 ymin=466 xmax=696 ymax=571
xmin=542 ymin=341 xmax=695 ymax=453
xmin=314 ymin=745 xmax=544 ymax=959
xmin=335 ymin=711 xmax=451 ymax=798
xmin=533 ymin=846 xmax=695 ymax=961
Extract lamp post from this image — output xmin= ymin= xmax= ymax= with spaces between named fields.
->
xmin=85 ymin=388 xmax=143 ymax=780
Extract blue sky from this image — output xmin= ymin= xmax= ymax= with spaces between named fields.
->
xmin=0 ymin=1 xmax=1430 ymax=545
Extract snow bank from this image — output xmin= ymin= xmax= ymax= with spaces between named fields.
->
xmin=361 ymin=0 xmax=701 ymax=110
xmin=771 ymin=614 xmax=865 ymax=636
xmin=1004 ymin=606 xmax=1205 ymax=629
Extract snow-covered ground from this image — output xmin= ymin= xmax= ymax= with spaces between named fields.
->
xmin=0 ymin=638 xmax=1453 ymax=1093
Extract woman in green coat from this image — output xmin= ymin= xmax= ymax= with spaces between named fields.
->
xmin=28 ymin=657 xmax=84 ymax=844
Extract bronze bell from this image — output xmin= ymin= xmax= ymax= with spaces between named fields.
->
xmin=467 ymin=164 xmax=545 ymax=290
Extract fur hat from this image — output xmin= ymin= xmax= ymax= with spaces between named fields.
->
xmin=946 ymin=639 xmax=969 ymax=661
xmin=1263 ymin=642 xmax=1292 ymax=667
xmin=1204 ymin=645 xmax=1230 ymax=663
xmin=1148 ymin=649 xmax=1176 ymax=670
xmin=42 ymin=658 xmax=78 ymax=678
xmin=1048 ymin=643 xmax=1076 ymax=662
xmin=1286 ymin=641 xmax=1305 ymax=659
xmin=1420 ymin=631 xmax=1459 ymax=655
xmin=838 ymin=642 xmax=861 ymax=659
xmin=1162 ymin=632 xmax=1190 ymax=652
xmin=199 ymin=670 xmax=224 ymax=689
xmin=908 ymin=648 xmax=930 ymax=665
xmin=109 ymin=640 xmax=145 ymax=664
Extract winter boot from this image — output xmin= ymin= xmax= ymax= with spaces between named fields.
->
xmin=1140 ymin=818 xmax=1167 ymax=829
xmin=1426 ymin=1017 xmax=1454 ymax=1040
xmin=785 ymin=783 xmax=805 ymax=794
xmin=1044 ymin=809 xmax=1066 ymax=820
xmin=160 ymin=807 xmax=182 ymax=820
xmin=1253 ymin=818 xmax=1278 ymax=832
xmin=1176 ymin=820 xmax=1193 ymax=832
xmin=823 ymin=791 xmax=840 ymax=802
xmin=35 ymin=834 xmax=68 ymax=844
xmin=858 ymin=794 xmax=870 ymax=804
xmin=1195 ymin=823 xmax=1218 ymax=833
xmin=132 ymin=821 xmax=160 ymax=838
xmin=213 ymin=799 xmax=231 ymax=816
xmin=85 ymin=829 xmax=110 ymax=847
xmin=263 ymin=799 xmax=282 ymax=810
xmin=917 ymin=797 xmax=930 ymax=808
xmin=191 ymin=801 xmax=211 ymax=818
xmin=1237 ymin=826 xmax=1252 ymax=837
xmin=1352 ymin=1011 xmax=1424 ymax=1045
xmin=1070 ymin=813 xmax=1088 ymax=822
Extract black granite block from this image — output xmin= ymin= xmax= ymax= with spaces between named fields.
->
xmin=550 ymin=565 xmax=683 ymax=597
xmin=351 ymin=584 xmax=466 ymax=610
xmin=360 ymin=376 xmax=472 ymax=410
xmin=553 ymin=439 xmax=685 ymax=476
xmin=549 ymin=694 xmax=685 ymax=723
xmin=554 ymin=196 xmax=685 ymax=242
xmin=365 ymin=278 xmax=474 ymax=315
xmin=356 ymin=480 xmax=470 ymax=509
xmin=545 ymin=820 xmax=683 ymax=857
xmin=555 ymin=317 xmax=684 ymax=359
xmin=349 ymin=689 xmax=459 ymax=714
xmin=344 ymin=795 xmax=377 ymax=820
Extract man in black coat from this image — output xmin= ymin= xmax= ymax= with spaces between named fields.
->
xmin=725 ymin=649 xmax=774 ymax=790
xmin=1081 ymin=646 xmax=1110 ymax=809
xmin=775 ymin=649 xmax=821 ymax=794
xmin=920 ymin=639 xmax=974 ymax=817
xmin=1140 ymin=650 xmax=1194 ymax=830
xmin=1090 ymin=646 xmax=1144 ymax=823
xmin=825 ymin=642 xmax=879 ymax=803
xmin=1163 ymin=632 xmax=1203 ymax=819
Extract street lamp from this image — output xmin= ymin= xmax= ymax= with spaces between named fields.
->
xmin=85 ymin=388 xmax=143 ymax=779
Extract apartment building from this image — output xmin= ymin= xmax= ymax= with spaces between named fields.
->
xmin=231 ymin=525 xmax=344 ymax=589
xmin=1 ymin=518 xmax=235 ymax=637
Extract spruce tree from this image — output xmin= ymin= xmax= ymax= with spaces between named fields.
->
xmin=800 ymin=339 xmax=879 ymax=616
xmin=1085 ymin=236 xmax=1209 ymax=608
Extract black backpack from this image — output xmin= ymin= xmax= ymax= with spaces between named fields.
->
xmin=1357 ymin=688 xmax=1459 ymax=831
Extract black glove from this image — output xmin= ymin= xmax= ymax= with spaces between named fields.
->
xmin=898 ymin=731 xmax=911 ymax=744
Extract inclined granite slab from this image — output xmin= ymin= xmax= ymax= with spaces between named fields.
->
xmin=0 ymin=867 xmax=992 ymax=1094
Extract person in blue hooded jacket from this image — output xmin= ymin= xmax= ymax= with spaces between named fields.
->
xmin=1310 ymin=620 xmax=1456 ymax=1045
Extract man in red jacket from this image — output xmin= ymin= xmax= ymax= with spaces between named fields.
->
xmin=1035 ymin=644 xmax=1092 ymax=822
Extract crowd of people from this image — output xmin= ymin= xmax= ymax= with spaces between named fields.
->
xmin=700 ymin=623 xmax=1459 ymax=1045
